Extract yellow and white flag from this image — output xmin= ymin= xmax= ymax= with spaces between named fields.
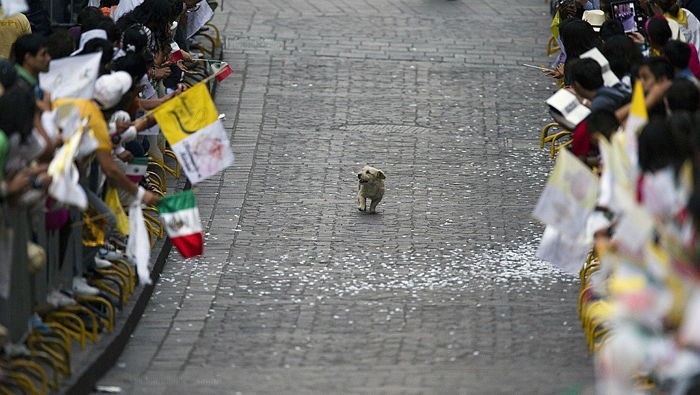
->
xmin=532 ymin=149 xmax=599 ymax=238
xmin=623 ymin=80 xmax=647 ymax=169
xmin=153 ymin=83 xmax=234 ymax=184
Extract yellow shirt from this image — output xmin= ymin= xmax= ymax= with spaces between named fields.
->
xmin=0 ymin=8 xmax=31 ymax=59
xmin=53 ymin=98 xmax=112 ymax=152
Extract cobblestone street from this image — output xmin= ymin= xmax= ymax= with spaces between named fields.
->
xmin=95 ymin=0 xmax=595 ymax=393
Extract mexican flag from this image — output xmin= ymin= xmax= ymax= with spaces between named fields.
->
xmin=158 ymin=190 xmax=203 ymax=258
xmin=125 ymin=157 xmax=148 ymax=183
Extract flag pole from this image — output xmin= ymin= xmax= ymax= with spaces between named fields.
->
xmin=147 ymin=64 xmax=227 ymax=117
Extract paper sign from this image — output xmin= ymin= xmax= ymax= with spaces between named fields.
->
xmin=185 ymin=1 xmax=214 ymax=39
xmin=40 ymin=52 xmax=102 ymax=100
xmin=546 ymin=88 xmax=591 ymax=130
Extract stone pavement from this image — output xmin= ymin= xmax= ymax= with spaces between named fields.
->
xmin=94 ymin=0 xmax=595 ymax=393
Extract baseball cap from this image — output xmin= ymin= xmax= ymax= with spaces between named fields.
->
xmin=93 ymin=71 xmax=132 ymax=110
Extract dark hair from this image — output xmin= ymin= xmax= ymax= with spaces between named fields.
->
xmin=47 ymin=29 xmax=76 ymax=60
xmin=666 ymin=78 xmax=700 ymax=113
xmin=116 ymin=0 xmax=183 ymax=53
xmin=603 ymin=35 xmax=643 ymax=79
xmin=78 ymin=6 xmax=104 ymax=30
xmin=558 ymin=0 xmax=585 ymax=19
xmin=667 ymin=111 xmax=694 ymax=165
xmin=121 ymin=24 xmax=149 ymax=54
xmin=639 ymin=56 xmax=675 ymax=80
xmin=638 ymin=117 xmax=678 ymax=172
xmin=600 ymin=19 xmax=625 ymax=42
xmin=76 ymin=38 xmax=114 ymax=75
xmin=570 ymin=58 xmax=604 ymax=90
xmin=646 ymin=15 xmax=672 ymax=48
xmin=112 ymin=51 xmax=148 ymax=83
xmin=11 ymin=33 xmax=48 ymax=65
xmin=96 ymin=16 xmax=121 ymax=44
xmin=655 ymin=0 xmax=681 ymax=16
xmin=0 ymin=84 xmax=35 ymax=142
xmin=560 ymin=18 xmax=600 ymax=59
xmin=586 ymin=109 xmax=619 ymax=140
xmin=663 ymin=40 xmax=692 ymax=70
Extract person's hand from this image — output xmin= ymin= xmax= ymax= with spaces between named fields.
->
xmin=543 ymin=63 xmax=564 ymax=79
xmin=115 ymin=120 xmax=131 ymax=134
xmin=142 ymin=190 xmax=160 ymax=206
xmin=627 ymin=31 xmax=646 ymax=45
xmin=118 ymin=150 xmax=134 ymax=163
xmin=152 ymin=66 xmax=172 ymax=80
xmin=35 ymin=90 xmax=52 ymax=112
xmin=175 ymin=59 xmax=188 ymax=72
xmin=6 ymin=170 xmax=31 ymax=195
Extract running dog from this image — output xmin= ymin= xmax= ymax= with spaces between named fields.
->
xmin=357 ymin=165 xmax=385 ymax=214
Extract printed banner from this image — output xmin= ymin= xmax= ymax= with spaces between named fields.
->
xmin=170 ymin=119 xmax=234 ymax=184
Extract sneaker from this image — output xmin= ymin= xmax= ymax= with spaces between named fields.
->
xmin=94 ymin=256 xmax=113 ymax=269
xmin=30 ymin=313 xmax=51 ymax=335
xmin=72 ymin=276 xmax=100 ymax=296
xmin=46 ymin=290 xmax=76 ymax=307
xmin=97 ymin=244 xmax=123 ymax=261
xmin=4 ymin=343 xmax=30 ymax=357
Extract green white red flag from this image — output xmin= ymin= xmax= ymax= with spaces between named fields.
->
xmin=158 ymin=190 xmax=203 ymax=258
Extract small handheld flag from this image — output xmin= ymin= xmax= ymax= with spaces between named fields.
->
xmin=158 ymin=190 xmax=203 ymax=258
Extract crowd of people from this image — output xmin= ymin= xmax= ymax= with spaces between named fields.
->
xmin=0 ymin=0 xmax=217 ymax=391
xmin=540 ymin=0 xmax=700 ymax=393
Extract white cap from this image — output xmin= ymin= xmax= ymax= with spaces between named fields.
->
xmin=71 ymin=29 xmax=108 ymax=56
xmin=93 ymin=71 xmax=132 ymax=110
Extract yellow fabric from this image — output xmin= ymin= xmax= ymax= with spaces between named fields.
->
xmin=629 ymin=80 xmax=648 ymax=131
xmin=105 ymin=186 xmax=130 ymax=236
xmin=665 ymin=10 xmax=688 ymax=28
xmin=82 ymin=208 xmax=106 ymax=247
xmin=551 ymin=11 xmax=561 ymax=39
xmin=152 ymin=82 xmax=218 ymax=145
xmin=53 ymin=98 xmax=112 ymax=152
xmin=0 ymin=8 xmax=31 ymax=59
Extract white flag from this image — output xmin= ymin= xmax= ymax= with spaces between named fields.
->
xmin=127 ymin=188 xmax=152 ymax=285
xmin=170 ymin=119 xmax=234 ymax=185
xmin=47 ymin=133 xmax=87 ymax=210
xmin=39 ymin=52 xmax=101 ymax=100
xmin=533 ymin=149 xmax=599 ymax=237
xmin=536 ymin=225 xmax=591 ymax=275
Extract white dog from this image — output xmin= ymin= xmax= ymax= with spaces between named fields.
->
xmin=357 ymin=165 xmax=385 ymax=214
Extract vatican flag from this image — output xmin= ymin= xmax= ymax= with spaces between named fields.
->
xmin=153 ymin=83 xmax=234 ymax=184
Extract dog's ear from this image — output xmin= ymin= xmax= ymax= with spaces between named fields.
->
xmin=377 ymin=170 xmax=385 ymax=179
